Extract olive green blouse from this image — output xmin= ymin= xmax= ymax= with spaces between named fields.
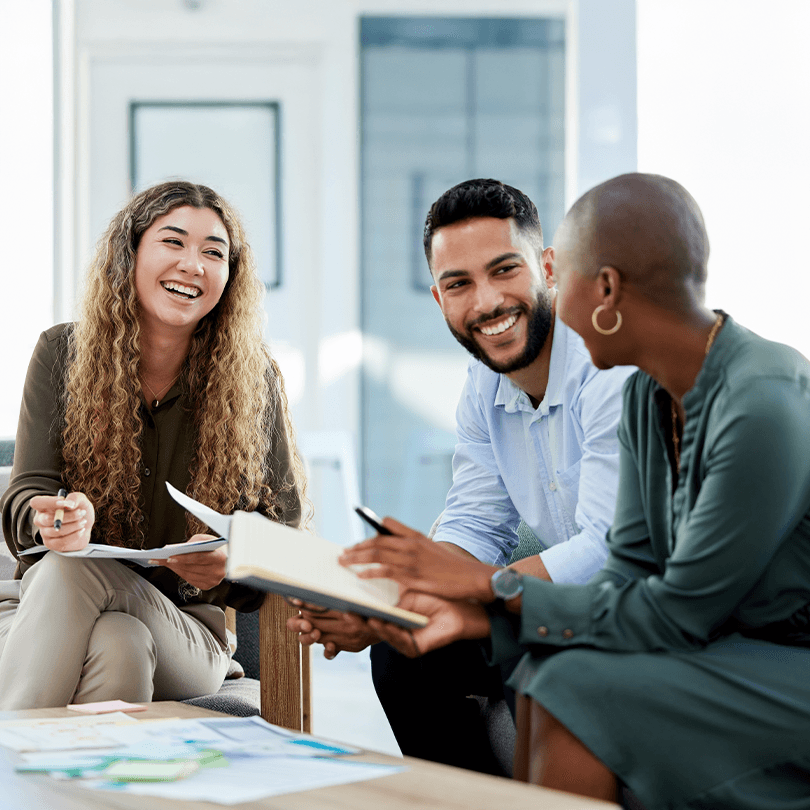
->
xmin=491 ymin=315 xmax=810 ymax=656
xmin=1 ymin=323 xmax=301 ymax=614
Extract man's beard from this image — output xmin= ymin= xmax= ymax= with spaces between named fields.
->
xmin=447 ymin=291 xmax=554 ymax=374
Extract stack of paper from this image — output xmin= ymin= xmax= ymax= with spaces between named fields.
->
xmin=1 ymin=714 xmax=405 ymax=804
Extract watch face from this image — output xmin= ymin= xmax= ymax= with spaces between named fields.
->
xmin=492 ymin=568 xmax=523 ymax=600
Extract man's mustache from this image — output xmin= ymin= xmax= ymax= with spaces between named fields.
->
xmin=465 ymin=305 xmax=524 ymax=332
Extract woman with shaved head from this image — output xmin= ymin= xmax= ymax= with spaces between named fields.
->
xmin=344 ymin=174 xmax=810 ymax=808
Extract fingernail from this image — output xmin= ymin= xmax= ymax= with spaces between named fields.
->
xmin=148 ymin=560 xmax=159 ymax=565
xmin=165 ymin=557 xmax=176 ymax=564
xmin=79 ymin=520 xmax=87 ymax=528
xmin=79 ymin=510 xmax=87 ymax=518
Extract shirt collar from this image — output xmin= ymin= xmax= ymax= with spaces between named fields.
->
xmin=649 ymin=311 xmax=732 ymax=417
xmin=493 ymin=315 xmax=567 ymax=414
xmin=682 ymin=310 xmax=732 ymax=415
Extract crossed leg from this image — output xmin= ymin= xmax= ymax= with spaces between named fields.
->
xmin=0 ymin=554 xmax=229 ymax=710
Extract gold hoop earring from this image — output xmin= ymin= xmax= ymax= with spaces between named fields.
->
xmin=592 ymin=305 xmax=622 ymax=336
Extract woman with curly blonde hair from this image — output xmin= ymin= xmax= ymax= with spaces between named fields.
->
xmin=0 ymin=180 xmax=305 ymax=709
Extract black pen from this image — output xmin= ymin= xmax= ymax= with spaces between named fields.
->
xmin=54 ymin=488 xmax=67 ymax=530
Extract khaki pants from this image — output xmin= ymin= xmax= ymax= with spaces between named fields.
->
xmin=0 ymin=554 xmax=230 ymax=710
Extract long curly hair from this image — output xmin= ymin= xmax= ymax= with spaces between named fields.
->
xmin=61 ymin=180 xmax=308 ymax=546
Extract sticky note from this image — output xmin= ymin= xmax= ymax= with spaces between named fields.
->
xmin=67 ymin=700 xmax=147 ymax=714
xmin=102 ymin=759 xmax=200 ymax=782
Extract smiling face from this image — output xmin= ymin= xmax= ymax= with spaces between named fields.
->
xmin=430 ymin=217 xmax=554 ymax=374
xmin=134 ymin=205 xmax=230 ymax=339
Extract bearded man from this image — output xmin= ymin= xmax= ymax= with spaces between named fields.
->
xmin=290 ymin=179 xmax=634 ymax=774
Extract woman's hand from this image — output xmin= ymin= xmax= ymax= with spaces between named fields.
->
xmin=338 ymin=517 xmax=498 ymax=602
xmin=152 ymin=534 xmax=228 ymax=591
xmin=368 ymin=590 xmax=491 ymax=658
xmin=30 ymin=492 xmax=95 ymax=552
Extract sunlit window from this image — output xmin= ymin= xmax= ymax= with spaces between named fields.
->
xmin=360 ymin=16 xmax=566 ymax=528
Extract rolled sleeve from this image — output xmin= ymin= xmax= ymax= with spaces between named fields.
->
xmin=432 ymin=372 xmax=519 ymax=565
xmin=540 ymin=366 xmax=634 ymax=583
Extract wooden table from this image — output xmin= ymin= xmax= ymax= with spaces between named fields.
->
xmin=0 ymin=702 xmax=619 ymax=809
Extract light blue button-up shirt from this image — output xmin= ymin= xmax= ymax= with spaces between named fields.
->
xmin=433 ymin=317 xmax=636 ymax=584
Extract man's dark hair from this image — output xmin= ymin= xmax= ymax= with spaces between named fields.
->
xmin=423 ymin=179 xmax=543 ymax=268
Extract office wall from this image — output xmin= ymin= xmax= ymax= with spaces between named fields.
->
xmin=637 ymin=0 xmax=810 ymax=357
xmin=0 ymin=0 xmax=54 ymax=438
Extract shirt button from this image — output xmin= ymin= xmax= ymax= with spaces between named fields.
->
xmin=562 ymin=629 xmax=574 ymax=640
xmin=549 ymin=482 xmax=557 ymax=491
xmin=144 ymin=467 xmax=151 ymax=477
xmin=537 ymin=626 xmax=549 ymax=637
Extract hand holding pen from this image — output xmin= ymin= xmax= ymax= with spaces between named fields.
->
xmin=53 ymin=488 xmax=67 ymax=529
xmin=29 ymin=491 xmax=95 ymax=553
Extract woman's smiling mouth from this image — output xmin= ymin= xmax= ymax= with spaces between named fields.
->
xmin=161 ymin=281 xmax=201 ymax=299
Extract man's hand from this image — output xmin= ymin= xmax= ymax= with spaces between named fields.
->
xmin=509 ymin=554 xmax=552 ymax=581
xmin=151 ymin=534 xmax=228 ymax=591
xmin=31 ymin=492 xmax=95 ymax=552
xmin=339 ymin=517 xmax=498 ymax=602
xmin=286 ymin=603 xmax=379 ymax=659
xmin=368 ymin=591 xmax=491 ymax=658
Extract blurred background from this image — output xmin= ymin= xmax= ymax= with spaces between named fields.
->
xmin=1 ymin=0 xmax=808 ymax=752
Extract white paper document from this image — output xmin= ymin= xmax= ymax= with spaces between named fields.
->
xmin=165 ymin=482 xmax=234 ymax=538
xmin=0 ymin=712 xmax=140 ymax=752
xmin=1 ymin=714 xmax=403 ymax=804
xmin=18 ymin=535 xmax=226 ymax=566
xmin=99 ymin=756 xmax=404 ymax=804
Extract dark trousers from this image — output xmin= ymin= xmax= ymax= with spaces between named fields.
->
xmin=371 ymin=639 xmax=519 ymax=775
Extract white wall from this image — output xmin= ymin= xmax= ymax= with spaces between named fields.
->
xmin=0 ymin=1 xmax=54 ymax=438
xmin=637 ymin=0 xmax=810 ymax=356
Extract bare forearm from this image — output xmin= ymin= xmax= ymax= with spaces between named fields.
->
xmin=508 ymin=554 xmax=551 ymax=581
xmin=435 ymin=541 xmax=480 ymax=560
xmin=436 ymin=543 xmax=550 ymax=603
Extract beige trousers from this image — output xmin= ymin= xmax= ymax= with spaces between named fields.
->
xmin=0 ymin=554 xmax=230 ymax=710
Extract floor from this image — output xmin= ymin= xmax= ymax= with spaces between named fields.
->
xmin=309 ymin=644 xmax=402 ymax=757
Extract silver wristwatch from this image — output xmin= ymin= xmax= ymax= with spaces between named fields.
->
xmin=490 ymin=567 xmax=524 ymax=601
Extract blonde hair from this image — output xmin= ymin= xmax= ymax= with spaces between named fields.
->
xmin=61 ymin=180 xmax=308 ymax=546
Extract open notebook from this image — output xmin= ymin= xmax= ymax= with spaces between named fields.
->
xmin=167 ymin=484 xmax=427 ymax=629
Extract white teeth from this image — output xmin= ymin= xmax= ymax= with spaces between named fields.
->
xmin=161 ymin=281 xmax=201 ymax=299
xmin=479 ymin=314 xmax=517 ymax=336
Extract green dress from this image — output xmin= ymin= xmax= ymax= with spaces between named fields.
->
xmin=490 ymin=315 xmax=810 ymax=809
